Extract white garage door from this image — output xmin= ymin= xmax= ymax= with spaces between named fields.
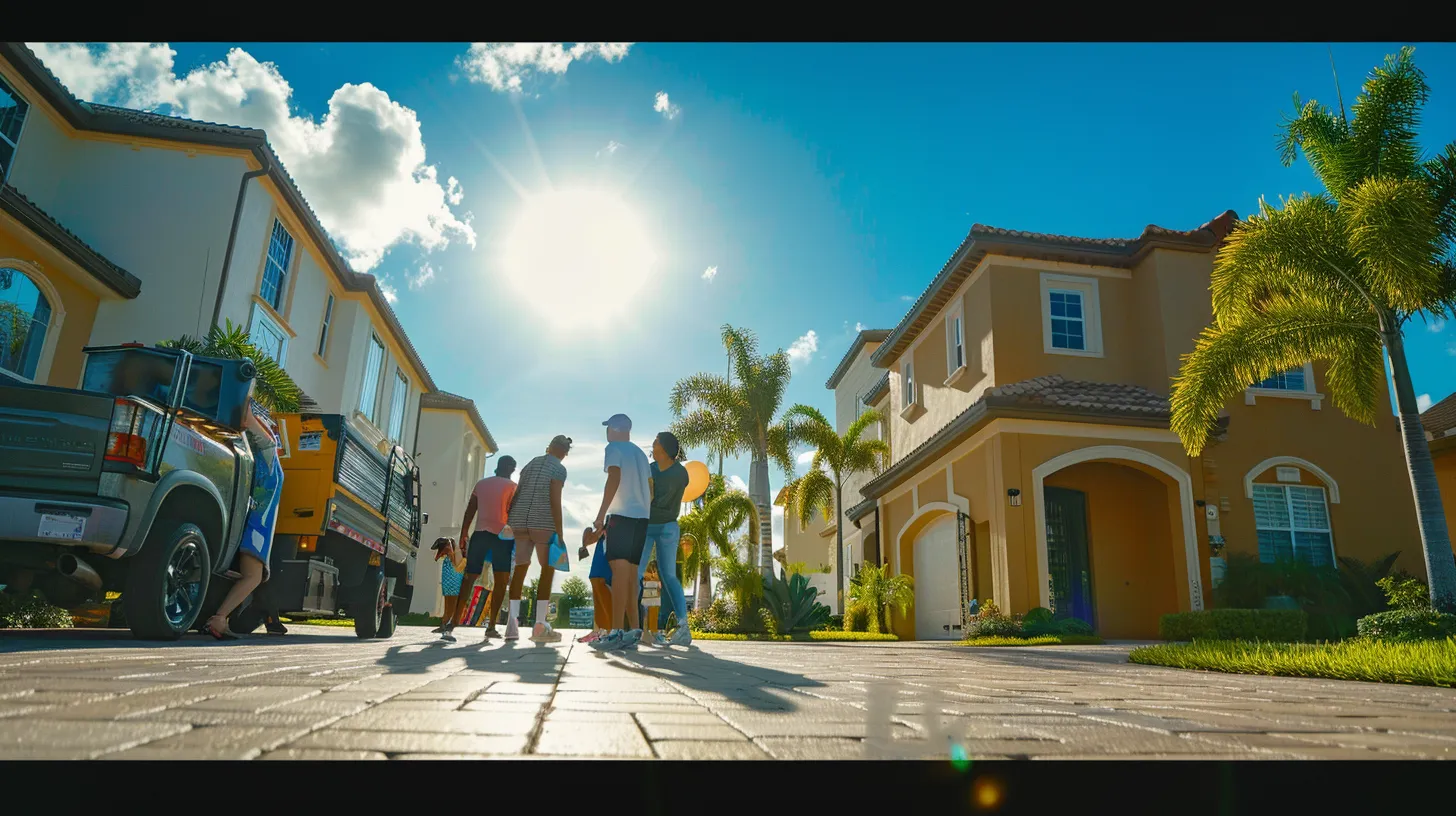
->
xmin=914 ymin=515 xmax=960 ymax=640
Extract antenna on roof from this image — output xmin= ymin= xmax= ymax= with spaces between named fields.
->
xmin=1328 ymin=44 xmax=1348 ymax=126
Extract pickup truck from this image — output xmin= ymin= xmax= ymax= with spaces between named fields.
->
xmin=1 ymin=343 xmax=259 ymax=639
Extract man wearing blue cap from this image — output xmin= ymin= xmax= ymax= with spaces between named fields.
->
xmin=588 ymin=413 xmax=652 ymax=652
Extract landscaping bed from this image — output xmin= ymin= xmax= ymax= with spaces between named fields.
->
xmin=961 ymin=634 xmax=1104 ymax=647
xmin=690 ymin=630 xmax=898 ymax=643
xmin=1129 ymin=638 xmax=1456 ymax=688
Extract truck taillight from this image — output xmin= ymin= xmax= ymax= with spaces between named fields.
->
xmin=105 ymin=398 xmax=152 ymax=468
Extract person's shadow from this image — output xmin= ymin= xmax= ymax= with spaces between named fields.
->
xmin=595 ymin=644 xmax=826 ymax=713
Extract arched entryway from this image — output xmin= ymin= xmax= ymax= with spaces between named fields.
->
xmin=1031 ymin=445 xmax=1201 ymax=639
xmin=896 ymin=501 xmax=966 ymax=641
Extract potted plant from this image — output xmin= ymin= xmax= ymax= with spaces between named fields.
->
xmin=1208 ymin=535 xmax=1228 ymax=588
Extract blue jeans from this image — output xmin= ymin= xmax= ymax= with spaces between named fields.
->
xmin=638 ymin=522 xmax=687 ymax=629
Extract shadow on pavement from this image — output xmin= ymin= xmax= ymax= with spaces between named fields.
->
xmin=599 ymin=643 xmax=826 ymax=712
xmin=375 ymin=631 xmax=562 ymax=686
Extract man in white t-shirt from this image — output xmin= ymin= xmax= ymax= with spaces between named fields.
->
xmin=587 ymin=413 xmax=652 ymax=652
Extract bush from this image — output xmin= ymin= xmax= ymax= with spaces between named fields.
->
xmin=823 ymin=614 xmax=844 ymax=632
xmin=1378 ymin=575 xmax=1432 ymax=612
xmin=690 ymin=630 xmax=899 ymax=642
xmin=688 ymin=597 xmax=741 ymax=634
xmin=1159 ymin=609 xmax=1307 ymax=642
xmin=1057 ymin=617 xmax=1094 ymax=636
xmin=760 ymin=572 xmax=831 ymax=634
xmin=966 ymin=613 xmax=1021 ymax=638
xmin=0 ymin=592 xmax=75 ymax=629
xmin=962 ymin=634 xmax=1105 ymax=647
xmin=1356 ymin=609 xmax=1456 ymax=642
xmin=843 ymin=603 xmax=870 ymax=633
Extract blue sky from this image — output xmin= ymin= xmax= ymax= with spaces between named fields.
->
xmin=34 ymin=42 xmax=1456 ymax=567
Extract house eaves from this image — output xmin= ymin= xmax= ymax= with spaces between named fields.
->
xmin=420 ymin=390 xmax=498 ymax=453
xmin=0 ymin=42 xmax=437 ymax=393
xmin=825 ymin=329 xmax=891 ymax=390
xmin=1420 ymin=391 xmax=1456 ymax=439
xmin=869 ymin=212 xmax=1238 ymax=370
xmin=863 ymin=371 xmax=890 ymax=406
xmin=0 ymin=184 xmax=140 ymax=298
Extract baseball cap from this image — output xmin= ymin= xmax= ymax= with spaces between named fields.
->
xmin=603 ymin=414 xmax=632 ymax=432
xmin=549 ymin=434 xmax=573 ymax=451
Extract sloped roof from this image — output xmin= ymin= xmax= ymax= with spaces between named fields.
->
xmin=825 ymin=329 xmax=891 ymax=390
xmin=863 ymin=371 xmax=890 ymax=405
xmin=0 ymin=184 xmax=139 ymax=297
xmin=1421 ymin=391 xmax=1456 ymax=440
xmin=870 ymin=211 xmax=1239 ymax=369
xmin=0 ymin=42 xmax=436 ymax=393
xmin=420 ymin=390 xmax=498 ymax=453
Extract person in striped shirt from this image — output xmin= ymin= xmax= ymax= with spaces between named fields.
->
xmin=503 ymin=435 xmax=571 ymax=642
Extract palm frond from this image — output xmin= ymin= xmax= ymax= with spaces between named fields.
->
xmin=1348 ymin=45 xmax=1428 ymax=182
xmin=1344 ymin=176 xmax=1443 ymax=311
xmin=793 ymin=469 xmax=835 ymax=529
xmin=1277 ymin=93 xmax=1358 ymax=197
xmin=764 ymin=423 xmax=796 ymax=480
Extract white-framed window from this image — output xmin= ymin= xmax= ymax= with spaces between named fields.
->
xmin=1244 ymin=362 xmax=1320 ymax=408
xmin=260 ymin=219 xmax=295 ymax=311
xmin=0 ymin=267 xmax=52 ymax=381
xmin=359 ymin=333 xmax=386 ymax=425
xmin=901 ymin=360 xmax=917 ymax=410
xmin=317 ymin=293 xmax=335 ymax=358
xmin=387 ymin=369 xmax=409 ymax=442
xmin=1251 ymin=483 xmax=1335 ymax=567
xmin=247 ymin=301 xmax=288 ymax=365
xmin=1039 ymin=272 xmax=1103 ymax=357
xmin=1254 ymin=365 xmax=1309 ymax=392
xmin=0 ymin=75 xmax=30 ymax=183
xmin=945 ymin=306 xmax=965 ymax=379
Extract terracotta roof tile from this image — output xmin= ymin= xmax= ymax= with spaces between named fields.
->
xmin=86 ymin=103 xmax=261 ymax=137
xmin=863 ymin=371 xmax=891 ymax=405
xmin=420 ymin=390 xmax=497 ymax=452
xmin=983 ymin=375 xmax=1169 ymax=416
xmin=1421 ymin=391 xmax=1456 ymax=439
xmin=825 ymin=329 xmax=891 ymax=390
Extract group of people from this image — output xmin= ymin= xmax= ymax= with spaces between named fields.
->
xmin=433 ymin=413 xmax=692 ymax=651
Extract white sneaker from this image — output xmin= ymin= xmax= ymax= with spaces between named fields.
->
xmin=531 ymin=622 xmax=562 ymax=643
xmin=669 ymin=625 xmax=692 ymax=647
xmin=504 ymin=619 xmax=520 ymax=640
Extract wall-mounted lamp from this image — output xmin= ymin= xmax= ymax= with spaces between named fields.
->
xmin=1195 ymin=499 xmax=1206 ymax=508
xmin=1007 ymin=488 xmax=1022 ymax=507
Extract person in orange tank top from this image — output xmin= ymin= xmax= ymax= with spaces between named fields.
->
xmin=438 ymin=456 xmax=518 ymax=641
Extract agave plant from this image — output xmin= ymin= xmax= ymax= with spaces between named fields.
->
xmin=159 ymin=320 xmax=302 ymax=413
xmin=760 ymin=571 xmax=831 ymax=634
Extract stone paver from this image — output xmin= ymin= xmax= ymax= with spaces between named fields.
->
xmin=1 ymin=627 xmax=1454 ymax=759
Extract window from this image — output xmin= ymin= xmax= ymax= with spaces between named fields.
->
xmin=1039 ymin=273 xmax=1102 ymax=357
xmin=0 ymin=76 xmax=28 ymax=183
xmin=1254 ymin=367 xmax=1307 ymax=392
xmin=260 ymin=219 xmax=295 ymax=311
xmin=358 ymin=334 xmax=386 ymax=425
xmin=946 ymin=309 xmax=965 ymax=374
xmin=0 ymin=268 xmax=51 ymax=381
xmin=317 ymin=293 xmax=334 ymax=358
xmin=387 ymin=370 xmax=409 ymax=442
xmin=1251 ymin=483 xmax=1334 ymax=567
xmin=247 ymin=302 xmax=288 ymax=365
xmin=901 ymin=360 xmax=917 ymax=410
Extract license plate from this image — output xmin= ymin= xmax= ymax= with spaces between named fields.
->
xmin=38 ymin=513 xmax=86 ymax=541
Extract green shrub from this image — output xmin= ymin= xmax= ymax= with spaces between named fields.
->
xmin=1337 ymin=553 xmax=1402 ymax=619
xmin=688 ymin=597 xmax=741 ymax=634
xmin=1057 ymin=617 xmax=1094 ymax=636
xmin=843 ymin=603 xmax=870 ymax=633
xmin=690 ymin=630 xmax=899 ymax=642
xmin=966 ymin=612 xmax=1021 ymax=638
xmin=962 ymin=634 xmax=1105 ymax=647
xmin=1356 ymin=609 xmax=1456 ymax=642
xmin=760 ymin=572 xmax=831 ymax=634
xmin=0 ymin=592 xmax=75 ymax=629
xmin=1159 ymin=609 xmax=1307 ymax=642
xmin=1378 ymin=575 xmax=1432 ymax=612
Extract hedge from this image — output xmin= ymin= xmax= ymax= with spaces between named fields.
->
xmin=1159 ymin=609 xmax=1307 ymax=642
xmin=1356 ymin=609 xmax=1456 ymax=643
xmin=961 ymin=634 xmax=1105 ymax=647
xmin=690 ymin=630 xmax=898 ymax=642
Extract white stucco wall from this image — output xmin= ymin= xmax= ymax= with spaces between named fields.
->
xmin=409 ymin=409 xmax=493 ymax=616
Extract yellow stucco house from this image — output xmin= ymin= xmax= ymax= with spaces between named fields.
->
xmin=835 ymin=211 xmax=1426 ymax=641
xmin=1423 ymin=393 xmax=1456 ymax=539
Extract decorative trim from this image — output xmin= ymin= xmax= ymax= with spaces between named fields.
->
xmin=0 ymin=258 xmax=66 ymax=384
xmin=1030 ymin=444 xmax=1202 ymax=612
xmin=944 ymin=365 xmax=969 ymax=388
xmin=1039 ymin=271 xmax=1104 ymax=358
xmin=1243 ymin=363 xmax=1321 ymax=409
xmin=1243 ymin=456 xmax=1340 ymax=504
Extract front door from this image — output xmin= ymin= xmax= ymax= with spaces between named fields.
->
xmin=913 ymin=516 xmax=961 ymax=640
xmin=1044 ymin=486 xmax=1094 ymax=627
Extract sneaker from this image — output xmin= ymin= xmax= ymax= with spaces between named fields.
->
xmin=483 ymin=626 xmax=500 ymax=640
xmin=589 ymin=630 xmax=626 ymax=652
xmin=619 ymin=628 xmax=642 ymax=650
xmin=578 ymin=630 xmax=602 ymax=644
xmin=504 ymin=619 xmax=520 ymax=641
xmin=430 ymin=623 xmax=448 ymax=634
xmin=669 ymin=625 xmax=693 ymax=647
xmin=440 ymin=631 xmax=457 ymax=642
xmin=648 ymin=632 xmax=669 ymax=647
xmin=531 ymin=622 xmax=562 ymax=643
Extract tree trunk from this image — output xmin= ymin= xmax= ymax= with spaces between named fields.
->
xmin=748 ymin=453 xmax=774 ymax=575
xmin=1385 ymin=329 xmax=1456 ymax=612
xmin=834 ymin=481 xmax=845 ymax=615
xmin=696 ymin=562 xmax=712 ymax=610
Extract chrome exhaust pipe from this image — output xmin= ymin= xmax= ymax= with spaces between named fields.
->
xmin=58 ymin=553 xmax=103 ymax=592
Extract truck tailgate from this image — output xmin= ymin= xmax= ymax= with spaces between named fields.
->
xmin=0 ymin=382 xmax=112 ymax=494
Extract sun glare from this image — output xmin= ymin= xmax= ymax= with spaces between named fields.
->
xmin=500 ymin=189 xmax=657 ymax=329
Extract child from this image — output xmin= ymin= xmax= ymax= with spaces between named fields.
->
xmin=432 ymin=537 xmax=467 ymax=639
xmin=578 ymin=526 xmax=614 ymax=643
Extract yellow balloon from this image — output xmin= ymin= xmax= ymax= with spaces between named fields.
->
xmin=682 ymin=460 xmax=710 ymax=503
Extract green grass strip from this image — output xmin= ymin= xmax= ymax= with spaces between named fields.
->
xmin=1128 ymin=638 xmax=1456 ymax=688
xmin=689 ymin=631 xmax=899 ymax=642
xmin=960 ymin=634 xmax=1105 ymax=647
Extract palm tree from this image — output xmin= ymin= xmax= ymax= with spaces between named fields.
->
xmin=1169 ymin=47 xmax=1456 ymax=611
xmin=671 ymin=325 xmax=796 ymax=575
xmin=160 ymin=319 xmax=303 ymax=413
xmin=848 ymin=563 xmax=914 ymax=634
xmin=713 ymin=543 xmax=766 ymax=619
xmin=777 ymin=405 xmax=891 ymax=612
xmin=679 ymin=474 xmax=758 ymax=609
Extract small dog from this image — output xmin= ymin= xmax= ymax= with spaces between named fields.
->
xmin=431 ymin=536 xmax=455 ymax=561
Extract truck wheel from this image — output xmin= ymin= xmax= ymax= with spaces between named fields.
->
xmin=377 ymin=601 xmax=397 ymax=639
xmin=353 ymin=568 xmax=386 ymax=639
xmin=125 ymin=520 xmax=212 ymax=641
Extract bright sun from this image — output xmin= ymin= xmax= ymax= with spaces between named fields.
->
xmin=501 ymin=189 xmax=656 ymax=329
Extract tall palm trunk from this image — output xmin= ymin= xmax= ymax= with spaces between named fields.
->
xmin=696 ymin=562 xmax=712 ymax=610
xmin=833 ymin=479 xmax=845 ymax=613
xmin=748 ymin=454 xmax=774 ymax=575
xmin=1385 ymin=328 xmax=1456 ymax=611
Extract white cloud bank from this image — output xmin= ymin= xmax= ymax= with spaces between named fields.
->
xmin=456 ymin=42 xmax=632 ymax=93
xmin=702 ymin=266 xmax=718 ymax=283
xmin=654 ymin=91 xmax=681 ymax=120
xmin=28 ymin=42 xmax=474 ymax=274
xmin=787 ymin=330 xmax=819 ymax=366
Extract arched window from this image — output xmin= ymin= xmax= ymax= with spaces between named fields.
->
xmin=0 ymin=267 xmax=52 ymax=381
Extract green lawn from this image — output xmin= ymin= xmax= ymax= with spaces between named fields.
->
xmin=1129 ymin=638 xmax=1456 ymax=688
xmin=690 ymin=631 xmax=898 ymax=643
xmin=960 ymin=634 xmax=1105 ymax=647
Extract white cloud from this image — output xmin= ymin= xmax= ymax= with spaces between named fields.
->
xmin=796 ymin=450 xmax=816 ymax=466
xmin=597 ymin=140 xmax=623 ymax=157
xmin=900 ymin=295 xmax=914 ymax=302
xmin=787 ymin=330 xmax=819 ymax=366
xmin=1430 ymin=317 xmax=1447 ymax=333
xmin=456 ymin=42 xmax=632 ymax=93
xmin=855 ymin=321 xmax=866 ymax=332
xmin=378 ymin=280 xmax=399 ymax=303
xmin=29 ymin=42 xmax=475 ymax=274
xmin=654 ymin=91 xmax=681 ymax=120
xmin=407 ymin=262 xmax=436 ymax=291
xmin=727 ymin=474 xmax=749 ymax=493
xmin=702 ymin=266 xmax=718 ymax=283
xmin=1418 ymin=393 xmax=1433 ymax=412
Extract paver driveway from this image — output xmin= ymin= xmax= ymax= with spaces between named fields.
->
xmin=1 ymin=625 xmax=1453 ymax=759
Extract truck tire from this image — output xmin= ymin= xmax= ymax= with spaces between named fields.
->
xmin=353 ymin=568 xmax=386 ymax=639
xmin=377 ymin=600 xmax=397 ymax=639
xmin=125 ymin=520 xmax=212 ymax=641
